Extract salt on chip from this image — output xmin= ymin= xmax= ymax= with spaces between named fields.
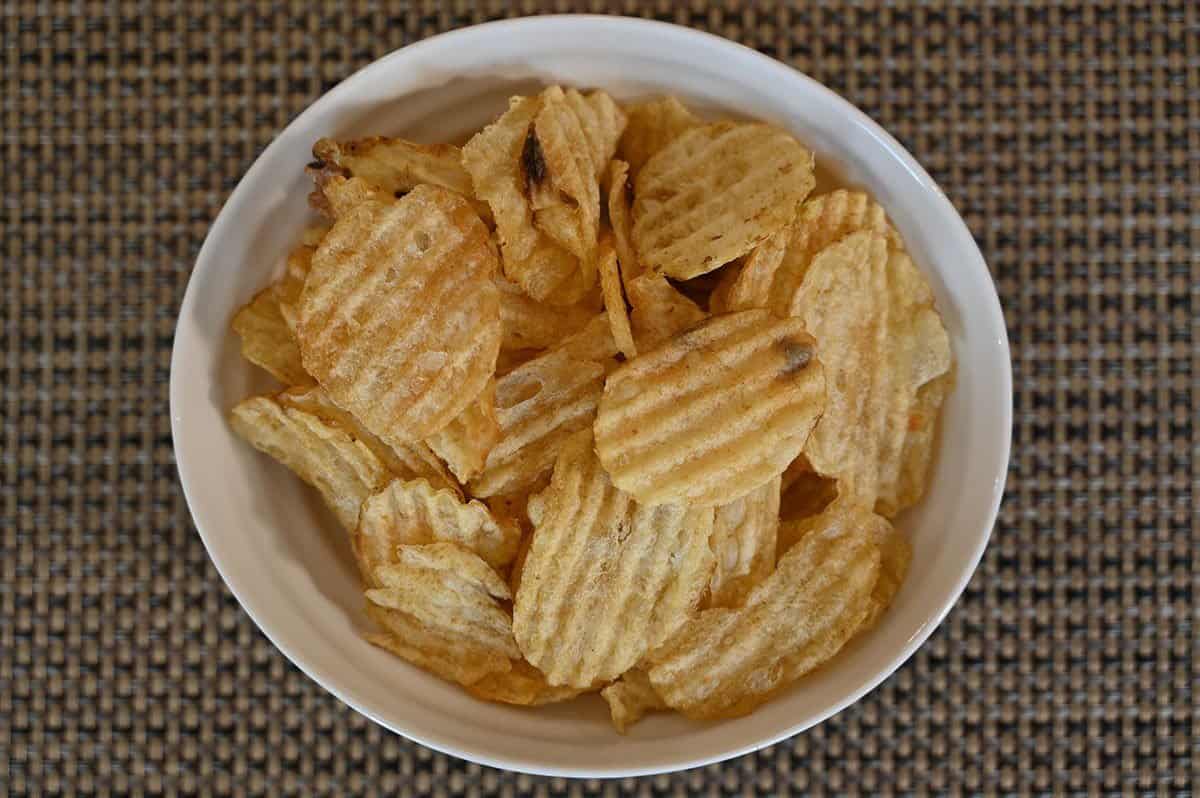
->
xmin=496 ymin=276 xmax=593 ymax=351
xmin=277 ymin=384 xmax=459 ymax=496
xmin=355 ymin=478 xmax=521 ymax=586
xmin=308 ymin=136 xmax=491 ymax=222
xmin=365 ymin=542 xmax=518 ymax=686
xmin=469 ymin=348 xmax=605 ymax=498
xmin=618 ymin=96 xmax=701 ymax=177
xmin=606 ymin=159 xmax=642 ymax=282
xmin=229 ymin=395 xmax=390 ymax=532
xmin=706 ymin=476 xmax=781 ymax=609
xmin=297 ymin=183 xmax=502 ymax=449
xmin=425 ymin=378 xmax=501 ymax=483
xmin=231 ymin=283 xmax=313 ymax=385
xmin=600 ymin=669 xmax=666 ymax=734
xmin=625 ymin=273 xmax=707 ymax=350
xmin=646 ymin=501 xmax=881 ymax=719
xmin=594 ymin=310 xmax=826 ymax=506
xmin=462 ymin=95 xmax=591 ymax=306
xmin=596 ymin=234 xmax=637 ymax=359
xmin=467 ymin=659 xmax=590 ymax=707
xmin=632 ymin=122 xmax=815 ymax=279
xmin=513 ymin=431 xmax=715 ymax=688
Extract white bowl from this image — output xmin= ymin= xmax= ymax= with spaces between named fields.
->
xmin=170 ymin=15 xmax=1011 ymax=778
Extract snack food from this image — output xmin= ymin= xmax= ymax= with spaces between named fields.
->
xmin=227 ymin=89 xmax=952 ymax=732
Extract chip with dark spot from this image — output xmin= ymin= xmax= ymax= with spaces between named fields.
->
xmin=778 ymin=337 xmax=814 ymax=376
xmin=521 ymin=127 xmax=548 ymax=191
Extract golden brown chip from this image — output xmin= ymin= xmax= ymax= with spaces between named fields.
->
xmin=496 ymin=276 xmax=593 ymax=351
xmin=632 ymin=122 xmax=815 ymax=279
xmin=513 ymin=431 xmax=715 ymax=688
xmin=231 ymin=282 xmax=312 ymax=385
xmin=297 ymin=183 xmax=502 ymax=448
xmin=229 ymin=395 xmax=389 ymax=532
xmin=606 ymin=159 xmax=642 ymax=282
xmin=625 ymin=273 xmax=707 ymax=350
xmin=618 ymin=96 xmax=701 ymax=177
xmin=528 ymin=88 xmax=601 ymax=263
xmin=276 ymin=241 xmax=316 ymax=334
xmin=277 ymin=384 xmax=460 ymax=495
xmin=555 ymin=314 xmax=620 ymax=364
xmin=770 ymin=190 xmax=903 ymax=317
xmin=715 ymin=228 xmax=789 ymax=313
xmin=466 ymin=659 xmax=590 ymax=707
xmin=469 ymin=348 xmax=605 ymax=498
xmin=875 ymin=372 xmax=952 ymax=518
xmin=645 ymin=502 xmax=882 ymax=719
xmin=308 ymin=136 xmax=491 ymax=222
xmin=706 ymin=476 xmax=780 ymax=609
xmin=779 ymin=469 xmax=838 ymax=529
xmin=425 ymin=378 xmax=501 ymax=483
xmin=462 ymin=95 xmax=591 ymax=306
xmin=313 ymin=174 xmax=385 ymax=218
xmin=494 ymin=347 xmax=542 ymax=377
xmin=365 ymin=542 xmax=517 ymax=686
xmin=594 ymin=310 xmax=826 ymax=506
xmin=790 ymin=231 xmax=952 ymax=507
xmin=355 ymin=478 xmax=521 ymax=586
xmin=601 ymin=669 xmax=667 ymax=733
xmin=596 ymin=235 xmax=637 ymax=359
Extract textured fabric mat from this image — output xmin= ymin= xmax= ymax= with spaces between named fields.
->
xmin=2 ymin=2 xmax=1196 ymax=794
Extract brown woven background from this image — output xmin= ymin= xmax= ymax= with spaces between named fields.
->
xmin=2 ymin=1 xmax=1196 ymax=794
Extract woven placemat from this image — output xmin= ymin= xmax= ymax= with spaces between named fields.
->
xmin=2 ymin=2 xmax=1196 ymax=794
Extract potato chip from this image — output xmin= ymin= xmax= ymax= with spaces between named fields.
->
xmin=467 ymin=659 xmax=590 ymax=706
xmin=706 ymin=476 xmax=780 ymax=609
xmin=594 ymin=310 xmax=826 ymax=506
xmin=276 ymin=242 xmax=316 ymax=335
xmin=555 ymin=314 xmax=620 ymax=364
xmin=632 ymin=122 xmax=815 ymax=279
xmin=308 ymin=136 xmax=491 ymax=222
xmin=513 ymin=431 xmax=715 ymax=687
xmin=424 ymin=378 xmax=501 ymax=483
xmin=496 ymin=276 xmax=593 ymax=351
xmin=859 ymin=517 xmax=911 ymax=631
xmin=355 ymin=478 xmax=521 ymax=586
xmin=596 ymin=235 xmax=637 ymax=359
xmin=297 ymin=183 xmax=502 ymax=448
xmin=528 ymin=88 xmax=601 ymax=263
xmin=601 ymin=669 xmax=666 ymax=733
xmin=779 ymin=470 xmax=838 ymax=529
xmin=876 ymin=372 xmax=951 ymax=518
xmin=606 ymin=159 xmax=642 ymax=282
xmin=714 ymin=228 xmax=788 ymax=313
xmin=277 ymin=384 xmax=460 ymax=495
xmin=625 ymin=273 xmax=707 ymax=351
xmin=770 ymin=190 xmax=903 ymax=317
xmin=312 ymin=173 xmax=386 ymax=218
xmin=365 ymin=542 xmax=517 ymax=686
xmin=230 ymin=395 xmax=389 ymax=532
xmin=645 ymin=502 xmax=881 ymax=719
xmin=469 ymin=348 xmax=605 ymax=498
xmin=618 ymin=96 xmax=700 ymax=177
xmin=231 ymin=283 xmax=312 ymax=385
xmin=790 ymin=231 xmax=952 ymax=506
xmin=462 ymin=95 xmax=591 ymax=306
xmin=494 ymin=347 xmax=542 ymax=377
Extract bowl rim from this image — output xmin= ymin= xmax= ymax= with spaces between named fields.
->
xmin=171 ymin=14 xmax=1012 ymax=778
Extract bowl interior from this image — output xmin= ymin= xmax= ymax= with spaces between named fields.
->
xmin=171 ymin=17 xmax=1010 ymax=777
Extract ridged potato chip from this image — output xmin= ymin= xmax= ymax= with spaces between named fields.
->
xmin=496 ymin=276 xmax=594 ymax=351
xmin=276 ymin=241 xmax=316 ymax=334
xmin=556 ymin=314 xmax=620 ymax=364
xmin=714 ymin=229 xmax=788 ymax=314
xmin=876 ymin=372 xmax=951 ymax=518
xmin=463 ymin=95 xmax=591 ymax=306
xmin=790 ymin=231 xmax=951 ymax=507
xmin=594 ymin=310 xmax=826 ymax=506
xmin=625 ymin=273 xmax=707 ymax=350
xmin=706 ymin=476 xmax=780 ymax=609
xmin=230 ymin=395 xmax=390 ymax=532
xmin=308 ymin=136 xmax=491 ymax=222
xmin=596 ymin=235 xmax=637 ymax=359
xmin=425 ymin=378 xmax=500 ymax=483
xmin=297 ymin=183 xmax=502 ymax=448
xmin=601 ymin=669 xmax=666 ymax=733
xmin=469 ymin=348 xmax=605 ymax=498
xmin=231 ymin=283 xmax=312 ymax=385
xmin=606 ymin=159 xmax=642 ymax=282
xmin=513 ymin=431 xmax=715 ymax=687
xmin=860 ymin=516 xmax=911 ymax=631
xmin=618 ymin=96 xmax=700 ymax=177
xmin=467 ymin=659 xmax=591 ymax=707
xmin=365 ymin=542 xmax=518 ymax=686
xmin=632 ymin=122 xmax=815 ymax=279
xmin=277 ymin=384 xmax=459 ymax=495
xmin=646 ymin=502 xmax=881 ymax=719
xmin=355 ymin=478 xmax=521 ymax=586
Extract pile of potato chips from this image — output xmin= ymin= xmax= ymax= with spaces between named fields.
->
xmin=228 ymin=87 xmax=953 ymax=731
